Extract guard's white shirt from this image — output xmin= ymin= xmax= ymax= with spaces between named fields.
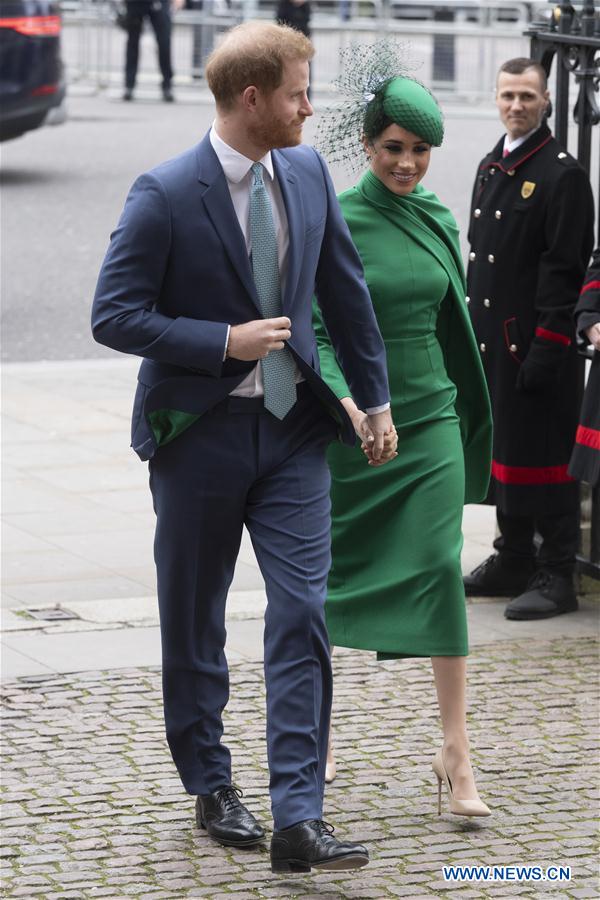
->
xmin=503 ymin=126 xmax=538 ymax=156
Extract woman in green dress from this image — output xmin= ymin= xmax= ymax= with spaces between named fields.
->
xmin=314 ymin=70 xmax=493 ymax=816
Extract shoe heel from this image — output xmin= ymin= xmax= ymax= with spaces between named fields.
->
xmin=436 ymin=774 xmax=442 ymax=816
xmin=195 ymin=814 xmax=206 ymax=830
xmin=271 ymin=858 xmax=311 ymax=874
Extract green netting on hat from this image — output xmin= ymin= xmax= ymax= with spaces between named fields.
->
xmin=315 ymin=42 xmax=444 ymax=174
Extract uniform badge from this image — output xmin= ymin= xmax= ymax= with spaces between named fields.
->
xmin=521 ymin=181 xmax=536 ymax=199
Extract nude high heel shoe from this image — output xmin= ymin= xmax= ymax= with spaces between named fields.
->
xmin=325 ymin=730 xmax=336 ymax=784
xmin=432 ymin=750 xmax=491 ymax=817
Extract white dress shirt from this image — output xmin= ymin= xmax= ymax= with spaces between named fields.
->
xmin=210 ymin=125 xmax=302 ymax=398
xmin=503 ymin=126 xmax=538 ymax=156
xmin=210 ymin=125 xmax=389 ymax=415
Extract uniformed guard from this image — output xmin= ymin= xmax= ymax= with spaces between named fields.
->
xmin=463 ymin=57 xmax=595 ymax=619
xmin=569 ymin=248 xmax=600 ymax=487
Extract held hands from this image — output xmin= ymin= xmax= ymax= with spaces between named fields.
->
xmin=227 ymin=317 xmax=292 ymax=361
xmin=341 ymin=399 xmax=398 ymax=467
xmin=585 ymin=322 xmax=600 ymax=351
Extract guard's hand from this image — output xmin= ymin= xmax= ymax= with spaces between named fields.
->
xmin=516 ymin=358 xmax=558 ymax=394
xmin=363 ymin=409 xmax=395 ymax=462
xmin=585 ymin=322 xmax=600 ymax=351
xmin=227 ymin=317 xmax=291 ymax=361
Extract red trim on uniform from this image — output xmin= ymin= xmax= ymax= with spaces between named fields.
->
xmin=535 ymin=326 xmax=571 ymax=347
xmin=575 ymin=425 xmax=600 ymax=451
xmin=495 ymin=134 xmax=553 ymax=173
xmin=503 ymin=317 xmax=521 ymax=363
xmin=491 ymin=460 xmax=575 ymax=485
xmin=580 ymin=280 xmax=600 ymax=296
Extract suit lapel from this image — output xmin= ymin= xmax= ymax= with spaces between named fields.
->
xmin=196 ymin=134 xmax=261 ymax=313
xmin=273 ymin=151 xmax=305 ymax=313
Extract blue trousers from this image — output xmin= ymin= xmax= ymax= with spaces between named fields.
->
xmin=149 ymin=387 xmax=337 ymax=829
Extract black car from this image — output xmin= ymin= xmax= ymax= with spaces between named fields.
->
xmin=0 ymin=0 xmax=66 ymax=141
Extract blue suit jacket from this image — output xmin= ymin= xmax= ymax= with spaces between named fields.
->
xmin=92 ymin=133 xmax=390 ymax=460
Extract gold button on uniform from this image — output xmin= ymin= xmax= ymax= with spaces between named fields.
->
xmin=488 ymin=254 xmax=495 ymax=263
xmin=509 ymin=343 xmax=518 ymax=352
xmin=508 ymin=169 xmax=515 ymax=176
xmin=480 ymin=343 xmax=486 ymax=352
xmin=474 ymin=208 xmax=481 ymax=218
xmin=483 ymin=298 xmax=491 ymax=308
xmin=465 ymin=295 xmax=470 ymax=304
xmin=490 ymin=168 xmax=496 ymax=175
xmin=558 ymin=152 xmax=567 ymax=159
xmin=495 ymin=210 xmax=502 ymax=219
xmin=469 ymin=251 xmax=476 ymax=261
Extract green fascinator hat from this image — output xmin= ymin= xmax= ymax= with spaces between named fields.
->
xmin=315 ymin=41 xmax=445 ymax=172
xmin=364 ymin=76 xmax=444 ymax=147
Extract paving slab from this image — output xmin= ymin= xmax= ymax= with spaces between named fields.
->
xmin=2 ymin=640 xmax=598 ymax=898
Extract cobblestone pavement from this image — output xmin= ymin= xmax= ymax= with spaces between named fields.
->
xmin=2 ymin=638 xmax=598 ymax=900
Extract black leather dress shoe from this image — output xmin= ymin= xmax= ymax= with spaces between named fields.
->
xmin=463 ymin=553 xmax=535 ymax=597
xmin=195 ymin=786 xmax=265 ymax=847
xmin=504 ymin=571 xmax=578 ymax=620
xmin=270 ymin=819 xmax=369 ymax=873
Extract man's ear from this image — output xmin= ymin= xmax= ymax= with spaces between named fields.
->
xmin=242 ymin=85 xmax=259 ymax=112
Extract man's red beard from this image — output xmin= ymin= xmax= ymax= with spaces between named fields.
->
xmin=249 ymin=115 xmax=305 ymax=150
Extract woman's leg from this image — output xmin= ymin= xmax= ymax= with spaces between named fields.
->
xmin=431 ymin=656 xmax=482 ymax=800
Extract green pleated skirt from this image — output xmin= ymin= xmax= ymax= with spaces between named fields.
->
xmin=325 ymin=333 xmax=468 ymax=659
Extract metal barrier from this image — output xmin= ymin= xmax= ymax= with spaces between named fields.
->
xmin=59 ymin=1 xmax=538 ymax=99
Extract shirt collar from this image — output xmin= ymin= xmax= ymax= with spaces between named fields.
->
xmin=210 ymin=124 xmax=274 ymax=183
xmin=503 ymin=126 xmax=538 ymax=155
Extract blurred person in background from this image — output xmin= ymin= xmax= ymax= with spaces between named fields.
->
xmin=122 ymin=0 xmax=184 ymax=102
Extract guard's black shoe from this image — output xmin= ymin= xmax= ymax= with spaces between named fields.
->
xmin=122 ymin=89 xmax=134 ymax=101
xmin=463 ymin=553 xmax=535 ymax=597
xmin=195 ymin=786 xmax=265 ymax=847
xmin=270 ymin=819 xmax=369 ymax=873
xmin=162 ymin=87 xmax=175 ymax=102
xmin=504 ymin=571 xmax=578 ymax=620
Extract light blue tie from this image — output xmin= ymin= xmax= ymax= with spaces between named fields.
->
xmin=249 ymin=162 xmax=297 ymax=420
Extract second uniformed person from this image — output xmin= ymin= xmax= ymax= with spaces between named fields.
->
xmin=463 ymin=57 xmax=595 ymax=620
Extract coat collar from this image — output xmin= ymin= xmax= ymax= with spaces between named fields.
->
xmin=195 ymin=133 xmax=305 ymax=314
xmin=483 ymin=122 xmax=553 ymax=175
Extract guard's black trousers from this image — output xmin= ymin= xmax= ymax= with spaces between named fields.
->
xmin=494 ymin=509 xmax=579 ymax=579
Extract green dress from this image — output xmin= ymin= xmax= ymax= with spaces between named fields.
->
xmin=314 ymin=170 xmax=492 ymax=659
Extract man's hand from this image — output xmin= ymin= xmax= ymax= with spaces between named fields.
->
xmin=361 ymin=429 xmax=398 ymax=466
xmin=227 ymin=317 xmax=291 ymax=361
xmin=585 ymin=322 xmax=600 ymax=351
xmin=364 ymin=409 xmax=396 ymax=463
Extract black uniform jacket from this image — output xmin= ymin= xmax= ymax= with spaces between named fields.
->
xmin=569 ymin=249 xmax=600 ymax=486
xmin=467 ymin=122 xmax=595 ymax=515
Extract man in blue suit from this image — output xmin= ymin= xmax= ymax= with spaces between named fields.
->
xmin=92 ymin=21 xmax=394 ymax=874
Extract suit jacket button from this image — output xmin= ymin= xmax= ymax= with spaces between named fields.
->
xmin=469 ymin=251 xmax=476 ymax=261
xmin=509 ymin=343 xmax=518 ymax=352
xmin=480 ymin=343 xmax=486 ymax=352
xmin=483 ymin=298 xmax=491 ymax=308
xmin=474 ymin=208 xmax=481 ymax=218
xmin=488 ymin=254 xmax=495 ymax=263
xmin=495 ymin=210 xmax=502 ymax=219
